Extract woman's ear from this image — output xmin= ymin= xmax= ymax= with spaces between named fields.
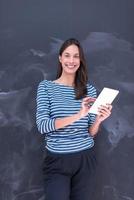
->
xmin=59 ymin=56 xmax=61 ymax=63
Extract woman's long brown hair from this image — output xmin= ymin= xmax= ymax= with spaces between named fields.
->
xmin=56 ymin=38 xmax=88 ymax=100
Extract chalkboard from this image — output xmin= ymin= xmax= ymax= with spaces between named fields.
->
xmin=0 ymin=0 xmax=134 ymax=199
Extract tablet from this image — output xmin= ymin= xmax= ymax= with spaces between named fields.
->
xmin=89 ymin=87 xmax=119 ymax=114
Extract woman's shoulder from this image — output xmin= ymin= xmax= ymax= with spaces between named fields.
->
xmin=87 ymin=82 xmax=97 ymax=97
xmin=87 ymin=82 xmax=96 ymax=90
xmin=37 ymin=80 xmax=54 ymax=93
xmin=38 ymin=79 xmax=52 ymax=87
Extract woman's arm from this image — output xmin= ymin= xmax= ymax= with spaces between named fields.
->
xmin=89 ymin=104 xmax=112 ymax=136
xmin=89 ymin=119 xmax=101 ymax=136
xmin=54 ymin=113 xmax=81 ymax=129
xmin=54 ymin=96 xmax=96 ymax=129
xmin=55 ymin=103 xmax=112 ymax=133
xmin=36 ymin=81 xmax=95 ymax=134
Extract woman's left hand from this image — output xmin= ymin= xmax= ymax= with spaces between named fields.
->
xmin=96 ymin=104 xmax=112 ymax=123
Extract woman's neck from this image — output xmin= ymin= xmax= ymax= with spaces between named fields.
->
xmin=55 ymin=74 xmax=75 ymax=87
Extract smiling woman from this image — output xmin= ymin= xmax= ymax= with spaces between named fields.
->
xmin=36 ymin=38 xmax=112 ymax=200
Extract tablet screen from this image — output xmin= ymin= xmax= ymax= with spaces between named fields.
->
xmin=89 ymin=87 xmax=119 ymax=114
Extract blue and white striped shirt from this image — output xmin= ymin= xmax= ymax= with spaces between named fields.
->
xmin=36 ymin=80 xmax=97 ymax=154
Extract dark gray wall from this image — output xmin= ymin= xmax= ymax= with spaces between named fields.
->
xmin=0 ymin=0 xmax=134 ymax=199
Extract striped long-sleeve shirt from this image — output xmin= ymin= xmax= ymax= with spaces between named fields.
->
xmin=36 ymin=80 xmax=97 ymax=154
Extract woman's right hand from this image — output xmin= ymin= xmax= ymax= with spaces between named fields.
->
xmin=79 ymin=97 xmax=96 ymax=118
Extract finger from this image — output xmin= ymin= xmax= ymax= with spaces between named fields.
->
xmin=106 ymin=104 xmax=113 ymax=111
xmin=89 ymin=98 xmax=96 ymax=102
xmin=82 ymin=101 xmax=90 ymax=107
xmin=83 ymin=97 xmax=96 ymax=101
xmin=86 ymin=98 xmax=96 ymax=104
xmin=98 ymin=106 xmax=111 ymax=114
xmin=98 ymin=108 xmax=111 ymax=116
xmin=100 ymin=105 xmax=111 ymax=111
xmin=83 ymin=97 xmax=91 ymax=101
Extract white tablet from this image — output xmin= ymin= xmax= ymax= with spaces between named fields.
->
xmin=89 ymin=87 xmax=119 ymax=114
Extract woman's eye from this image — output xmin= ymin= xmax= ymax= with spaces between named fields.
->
xmin=65 ymin=54 xmax=69 ymax=57
xmin=74 ymin=55 xmax=79 ymax=58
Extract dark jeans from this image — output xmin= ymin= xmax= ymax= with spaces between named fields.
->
xmin=43 ymin=147 xmax=97 ymax=200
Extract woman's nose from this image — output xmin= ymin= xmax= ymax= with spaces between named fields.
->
xmin=69 ymin=57 xmax=74 ymax=63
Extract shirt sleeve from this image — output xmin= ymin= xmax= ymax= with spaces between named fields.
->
xmin=88 ymin=85 xmax=97 ymax=126
xmin=36 ymin=81 xmax=56 ymax=134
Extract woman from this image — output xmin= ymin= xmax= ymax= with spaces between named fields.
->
xmin=36 ymin=38 xmax=112 ymax=200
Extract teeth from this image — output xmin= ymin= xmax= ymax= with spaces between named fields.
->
xmin=68 ymin=66 xmax=75 ymax=69
xmin=65 ymin=64 xmax=76 ymax=68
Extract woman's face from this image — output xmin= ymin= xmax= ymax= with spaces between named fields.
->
xmin=59 ymin=44 xmax=80 ymax=75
